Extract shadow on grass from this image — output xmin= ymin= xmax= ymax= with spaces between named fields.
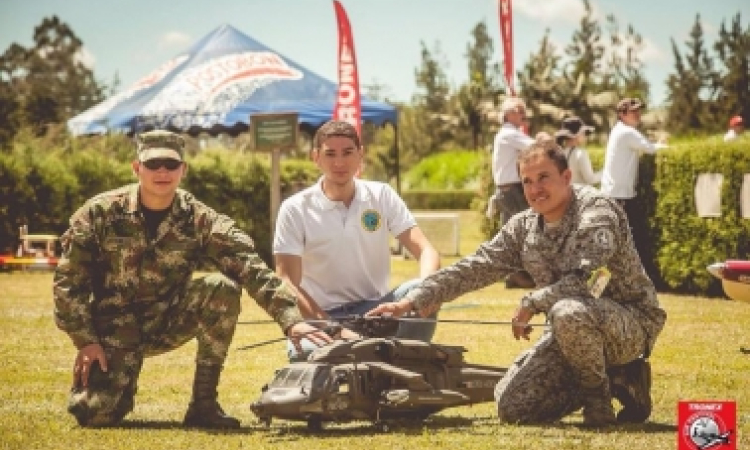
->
xmin=259 ymin=415 xmax=495 ymax=441
xmin=110 ymin=416 xmax=676 ymax=438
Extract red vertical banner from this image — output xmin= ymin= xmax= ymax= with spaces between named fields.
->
xmin=332 ymin=0 xmax=362 ymax=140
xmin=497 ymin=0 xmax=515 ymax=96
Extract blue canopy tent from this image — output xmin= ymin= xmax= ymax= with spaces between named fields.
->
xmin=68 ymin=23 xmax=397 ymax=136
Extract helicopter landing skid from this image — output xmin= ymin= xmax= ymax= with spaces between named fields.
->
xmin=373 ymin=421 xmax=391 ymax=433
xmin=307 ymin=418 xmax=324 ymax=431
xmin=258 ymin=416 xmax=272 ymax=429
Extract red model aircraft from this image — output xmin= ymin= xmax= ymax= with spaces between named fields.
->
xmin=707 ymin=260 xmax=750 ymax=303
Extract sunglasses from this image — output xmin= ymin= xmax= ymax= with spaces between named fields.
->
xmin=141 ymin=158 xmax=183 ymax=171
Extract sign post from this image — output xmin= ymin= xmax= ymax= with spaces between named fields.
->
xmin=251 ymin=113 xmax=298 ymax=237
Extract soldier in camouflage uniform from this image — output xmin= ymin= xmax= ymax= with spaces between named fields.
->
xmin=53 ymin=130 xmax=332 ymax=429
xmin=367 ymin=138 xmax=667 ymax=427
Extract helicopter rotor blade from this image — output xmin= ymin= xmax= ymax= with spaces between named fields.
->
xmin=236 ymin=336 xmax=288 ymax=351
xmin=236 ymin=323 xmax=343 ymax=351
xmin=237 ymin=316 xmax=548 ymax=327
xmin=235 ymin=316 xmax=548 ymax=351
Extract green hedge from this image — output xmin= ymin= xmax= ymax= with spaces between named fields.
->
xmin=402 ymin=149 xmax=481 ymax=190
xmin=654 ymin=137 xmax=750 ymax=295
xmin=0 ymin=143 xmax=318 ymax=266
xmin=401 ymin=189 xmax=476 ymax=210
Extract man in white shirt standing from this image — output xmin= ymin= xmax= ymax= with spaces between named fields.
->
xmin=489 ymin=97 xmax=535 ymax=224
xmin=601 ymin=98 xmax=667 ymax=262
xmin=601 ymin=98 xmax=667 ymax=211
xmin=489 ymin=97 xmax=536 ymax=289
xmin=273 ymin=120 xmax=441 ymax=361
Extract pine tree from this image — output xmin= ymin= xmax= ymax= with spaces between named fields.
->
xmin=454 ymin=21 xmax=504 ymax=150
xmin=713 ymin=13 xmax=750 ymax=125
xmin=666 ymin=14 xmax=717 ymax=133
xmin=0 ymin=16 xmax=106 ymax=138
xmin=517 ymin=30 xmax=564 ymax=133
xmin=411 ymin=40 xmax=452 ymax=156
xmin=561 ymin=0 xmax=605 ymax=127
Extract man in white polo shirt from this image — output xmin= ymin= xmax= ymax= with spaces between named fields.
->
xmin=273 ymin=120 xmax=441 ymax=360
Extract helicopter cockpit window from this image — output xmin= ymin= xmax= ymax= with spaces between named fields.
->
xmin=269 ymin=365 xmax=330 ymax=388
xmin=332 ymin=370 xmax=350 ymax=393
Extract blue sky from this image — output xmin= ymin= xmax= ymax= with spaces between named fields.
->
xmin=1 ymin=0 xmax=747 ymax=107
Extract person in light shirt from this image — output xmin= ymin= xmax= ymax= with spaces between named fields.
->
xmin=601 ymin=98 xmax=667 ymax=221
xmin=273 ymin=120 xmax=441 ymax=361
xmin=489 ymin=97 xmax=535 ymax=225
xmin=489 ymin=97 xmax=537 ymax=289
xmin=555 ymin=116 xmax=601 ymax=186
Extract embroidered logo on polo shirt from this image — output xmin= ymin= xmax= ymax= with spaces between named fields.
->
xmin=361 ymin=209 xmax=381 ymax=232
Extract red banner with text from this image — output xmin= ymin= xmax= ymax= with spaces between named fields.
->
xmin=497 ymin=0 xmax=515 ymax=96
xmin=332 ymin=0 xmax=362 ymax=140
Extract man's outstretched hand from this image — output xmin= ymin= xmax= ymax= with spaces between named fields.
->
xmin=365 ymin=299 xmax=416 ymax=318
xmin=287 ymin=322 xmax=334 ymax=353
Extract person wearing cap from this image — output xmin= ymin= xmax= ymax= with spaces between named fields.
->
xmin=367 ymin=137 xmax=666 ymax=427
xmin=555 ymin=116 xmax=601 ymax=186
xmin=601 ymin=98 xmax=667 ymax=240
xmin=54 ymin=130 xmax=332 ymax=429
xmin=724 ymin=115 xmax=744 ymax=142
xmin=273 ymin=120 xmax=441 ymax=362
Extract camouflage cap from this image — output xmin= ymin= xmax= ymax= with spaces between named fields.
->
xmin=136 ymin=130 xmax=185 ymax=161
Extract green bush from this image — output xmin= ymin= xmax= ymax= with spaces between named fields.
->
xmin=401 ymin=189 xmax=476 ymax=210
xmin=403 ymin=149 xmax=481 ymax=190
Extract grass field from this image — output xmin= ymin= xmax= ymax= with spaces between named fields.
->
xmin=1 ymin=210 xmax=748 ymax=450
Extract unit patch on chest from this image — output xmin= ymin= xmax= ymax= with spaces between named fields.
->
xmin=361 ymin=209 xmax=381 ymax=232
xmin=594 ymin=228 xmax=614 ymax=249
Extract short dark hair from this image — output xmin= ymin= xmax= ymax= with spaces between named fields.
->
xmin=517 ymin=137 xmax=569 ymax=174
xmin=313 ymin=120 xmax=361 ymax=149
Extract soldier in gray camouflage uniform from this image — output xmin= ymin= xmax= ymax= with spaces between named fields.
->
xmin=367 ymin=138 xmax=666 ymax=427
xmin=54 ymin=130 xmax=331 ymax=429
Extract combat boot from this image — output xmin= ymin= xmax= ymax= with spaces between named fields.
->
xmin=183 ymin=364 xmax=240 ymax=429
xmin=608 ymin=358 xmax=652 ymax=423
xmin=580 ymin=382 xmax=617 ymax=427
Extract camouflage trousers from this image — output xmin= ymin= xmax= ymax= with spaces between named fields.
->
xmin=67 ymin=273 xmax=242 ymax=427
xmin=494 ymin=296 xmax=649 ymax=424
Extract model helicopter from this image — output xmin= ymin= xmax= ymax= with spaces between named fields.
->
xmin=247 ymin=326 xmax=509 ymax=432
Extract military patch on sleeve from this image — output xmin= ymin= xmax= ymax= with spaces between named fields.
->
xmin=361 ymin=209 xmax=381 ymax=232
xmin=587 ymin=266 xmax=611 ymax=299
xmin=594 ymin=228 xmax=614 ymax=249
